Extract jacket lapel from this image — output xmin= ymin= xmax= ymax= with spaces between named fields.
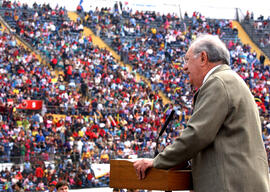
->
xmin=204 ymin=64 xmax=231 ymax=83
xmin=192 ymin=64 xmax=230 ymax=108
xmin=193 ymin=88 xmax=200 ymax=108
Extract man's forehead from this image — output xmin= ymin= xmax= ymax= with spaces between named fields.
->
xmin=185 ymin=48 xmax=194 ymax=57
xmin=59 ymin=186 xmax=68 ymax=188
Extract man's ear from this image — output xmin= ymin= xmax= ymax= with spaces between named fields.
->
xmin=200 ymin=51 xmax=208 ymax=66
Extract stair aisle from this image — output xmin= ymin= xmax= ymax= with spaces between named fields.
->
xmin=232 ymin=21 xmax=270 ymax=65
xmin=67 ymin=11 xmax=172 ymax=105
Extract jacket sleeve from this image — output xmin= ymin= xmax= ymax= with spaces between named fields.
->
xmin=153 ymin=76 xmax=229 ymax=169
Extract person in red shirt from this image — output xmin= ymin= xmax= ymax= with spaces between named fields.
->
xmin=51 ymin=57 xmax=58 ymax=69
xmin=35 ymin=165 xmax=44 ymax=183
xmin=65 ymin=65 xmax=73 ymax=81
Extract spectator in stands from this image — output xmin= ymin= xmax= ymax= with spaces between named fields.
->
xmin=46 ymin=181 xmax=57 ymax=192
xmin=260 ymin=54 xmax=266 ymax=65
xmin=13 ymin=181 xmax=24 ymax=192
xmin=56 ymin=180 xmax=69 ymax=192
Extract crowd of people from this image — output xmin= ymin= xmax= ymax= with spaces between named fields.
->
xmin=0 ymin=1 xmax=183 ymax=191
xmin=253 ymin=20 xmax=270 ymax=48
xmin=82 ymin=6 xmax=241 ymax=112
xmin=243 ymin=10 xmax=270 ymax=51
xmin=0 ymin=29 xmax=109 ymax=190
xmin=0 ymin=0 xmax=268 ymax=191
xmin=81 ymin=3 xmax=269 ymax=134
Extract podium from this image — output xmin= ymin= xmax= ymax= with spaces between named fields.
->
xmin=110 ymin=159 xmax=193 ymax=191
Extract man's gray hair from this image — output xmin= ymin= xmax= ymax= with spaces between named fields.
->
xmin=190 ymin=34 xmax=230 ymax=65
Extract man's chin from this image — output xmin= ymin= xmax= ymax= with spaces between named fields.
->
xmin=188 ymin=81 xmax=198 ymax=90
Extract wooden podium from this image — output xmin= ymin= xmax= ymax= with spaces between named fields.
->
xmin=110 ymin=159 xmax=193 ymax=191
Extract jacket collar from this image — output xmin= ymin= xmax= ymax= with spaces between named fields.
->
xmin=192 ymin=64 xmax=230 ymax=107
xmin=204 ymin=64 xmax=231 ymax=83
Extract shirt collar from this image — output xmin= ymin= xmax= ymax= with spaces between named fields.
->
xmin=203 ymin=65 xmax=221 ymax=84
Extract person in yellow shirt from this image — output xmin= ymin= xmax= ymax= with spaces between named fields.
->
xmin=78 ymin=129 xmax=84 ymax=137
xmin=151 ymin=28 xmax=156 ymax=35
xmin=100 ymin=151 xmax=109 ymax=163
xmin=81 ymin=151 xmax=91 ymax=161
xmin=32 ymin=129 xmax=38 ymax=137
xmin=13 ymin=88 xmax=19 ymax=95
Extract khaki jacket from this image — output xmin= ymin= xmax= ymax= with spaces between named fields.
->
xmin=153 ymin=65 xmax=270 ymax=192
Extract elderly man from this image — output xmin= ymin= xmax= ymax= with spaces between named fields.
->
xmin=134 ymin=34 xmax=269 ymax=192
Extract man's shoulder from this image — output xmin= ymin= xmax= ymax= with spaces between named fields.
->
xmin=209 ymin=65 xmax=238 ymax=83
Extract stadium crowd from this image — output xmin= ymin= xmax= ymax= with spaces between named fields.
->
xmin=243 ymin=10 xmax=270 ymax=49
xmin=0 ymin=0 xmax=269 ymax=191
xmin=82 ymin=6 xmax=241 ymax=109
xmin=81 ymin=3 xmax=269 ymax=148
xmin=253 ymin=20 xmax=270 ymax=48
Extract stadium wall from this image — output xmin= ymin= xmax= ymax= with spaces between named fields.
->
xmin=10 ymin=0 xmax=270 ymax=20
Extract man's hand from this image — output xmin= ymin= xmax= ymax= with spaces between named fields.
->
xmin=133 ymin=159 xmax=154 ymax=180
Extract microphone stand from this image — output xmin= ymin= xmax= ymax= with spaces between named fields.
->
xmin=154 ymin=110 xmax=175 ymax=157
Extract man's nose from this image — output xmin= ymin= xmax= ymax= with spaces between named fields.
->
xmin=183 ymin=63 xmax=188 ymax=71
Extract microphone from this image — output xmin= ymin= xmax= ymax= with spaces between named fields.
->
xmin=154 ymin=109 xmax=175 ymax=157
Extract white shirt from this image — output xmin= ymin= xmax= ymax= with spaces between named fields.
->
xmin=203 ymin=65 xmax=221 ymax=84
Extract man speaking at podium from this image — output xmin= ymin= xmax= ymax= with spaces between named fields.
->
xmin=134 ymin=34 xmax=270 ymax=192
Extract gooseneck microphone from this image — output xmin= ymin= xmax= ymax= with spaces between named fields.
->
xmin=154 ymin=109 xmax=175 ymax=157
